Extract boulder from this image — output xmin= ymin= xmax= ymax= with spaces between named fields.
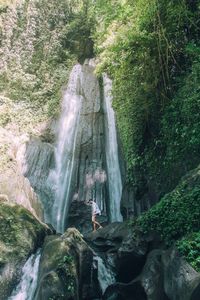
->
xmin=103 ymin=281 xmax=147 ymax=300
xmin=103 ymin=247 xmax=200 ymax=300
xmin=162 ymin=248 xmax=200 ymax=300
xmin=0 ymin=201 xmax=51 ymax=299
xmin=86 ymin=220 xmax=200 ymax=300
xmin=137 ymin=247 xmax=200 ymax=300
xmin=85 ymin=222 xmax=148 ymax=283
xmin=140 ymin=249 xmax=168 ymax=300
xmin=35 ymin=228 xmax=100 ymax=300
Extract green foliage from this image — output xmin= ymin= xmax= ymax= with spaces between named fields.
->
xmin=93 ymin=0 xmax=200 ymax=189
xmin=177 ymin=232 xmax=200 ymax=272
xmin=162 ymin=58 xmax=200 ymax=165
xmin=0 ymin=201 xmax=47 ymax=263
xmin=57 ymin=254 xmax=76 ymax=296
xmin=58 ymin=254 xmax=73 ymax=268
xmin=137 ymin=170 xmax=200 ymax=245
xmin=0 ymin=0 xmax=94 ymax=119
xmin=142 ymin=55 xmax=200 ymax=196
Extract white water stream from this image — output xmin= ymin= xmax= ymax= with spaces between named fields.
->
xmin=95 ymin=256 xmax=116 ymax=294
xmin=51 ymin=64 xmax=83 ymax=233
xmin=8 ymin=250 xmax=41 ymax=300
xmin=103 ymin=74 xmax=123 ymax=222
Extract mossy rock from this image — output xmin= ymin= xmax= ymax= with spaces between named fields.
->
xmin=137 ymin=166 xmax=200 ymax=264
xmin=35 ymin=228 xmax=95 ymax=300
xmin=0 ymin=200 xmax=51 ymax=299
xmin=137 ymin=165 xmax=200 ymax=245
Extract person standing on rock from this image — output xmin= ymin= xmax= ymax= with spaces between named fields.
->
xmin=86 ymin=199 xmax=103 ymax=231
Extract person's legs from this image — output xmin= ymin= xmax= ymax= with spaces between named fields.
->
xmin=92 ymin=214 xmax=102 ymax=231
xmin=92 ymin=215 xmax=97 ymax=231
xmin=95 ymin=220 xmax=102 ymax=229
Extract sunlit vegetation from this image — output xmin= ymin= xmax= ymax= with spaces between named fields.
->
xmin=0 ymin=0 xmax=93 ymax=118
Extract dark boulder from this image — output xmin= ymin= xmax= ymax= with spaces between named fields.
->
xmin=85 ymin=222 xmax=149 ymax=283
xmin=103 ymin=281 xmax=147 ymax=300
xmin=162 ymin=248 xmax=200 ymax=300
xmin=35 ymin=228 xmax=100 ymax=300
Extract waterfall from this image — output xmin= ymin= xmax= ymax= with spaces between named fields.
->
xmin=8 ymin=250 xmax=41 ymax=300
xmin=50 ymin=60 xmax=122 ymax=233
xmin=51 ymin=64 xmax=83 ymax=233
xmin=103 ymin=74 xmax=123 ymax=222
xmin=8 ymin=62 xmax=122 ymax=300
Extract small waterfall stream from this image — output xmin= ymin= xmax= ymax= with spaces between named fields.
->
xmin=8 ymin=250 xmax=41 ymax=300
xmin=103 ymin=74 xmax=123 ymax=222
xmin=95 ymin=256 xmax=116 ymax=294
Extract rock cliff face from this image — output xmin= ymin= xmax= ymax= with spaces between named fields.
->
xmin=50 ymin=60 xmax=124 ymax=232
xmin=121 ymin=183 xmax=158 ymax=220
xmin=50 ymin=60 xmax=108 ymax=232
xmin=0 ymin=126 xmax=43 ymax=219
xmin=19 ymin=137 xmax=55 ymax=222
xmin=66 ymin=61 xmax=107 ymax=216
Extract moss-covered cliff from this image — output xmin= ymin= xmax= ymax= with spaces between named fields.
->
xmin=136 ymin=165 xmax=200 ymax=271
xmin=93 ymin=0 xmax=200 ymax=206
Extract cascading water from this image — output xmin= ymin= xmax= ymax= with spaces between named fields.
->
xmin=49 ymin=61 xmax=123 ymax=233
xmin=103 ymin=74 xmax=123 ymax=222
xmin=8 ymin=250 xmax=41 ymax=300
xmin=51 ymin=64 xmax=83 ymax=233
xmin=49 ymin=59 xmax=108 ymax=234
xmin=95 ymin=256 xmax=116 ymax=294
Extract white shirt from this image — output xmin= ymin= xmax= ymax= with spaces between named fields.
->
xmin=91 ymin=201 xmax=101 ymax=216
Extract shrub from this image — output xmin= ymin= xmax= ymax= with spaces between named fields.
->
xmin=177 ymin=232 xmax=200 ymax=272
xmin=137 ymin=174 xmax=200 ymax=245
